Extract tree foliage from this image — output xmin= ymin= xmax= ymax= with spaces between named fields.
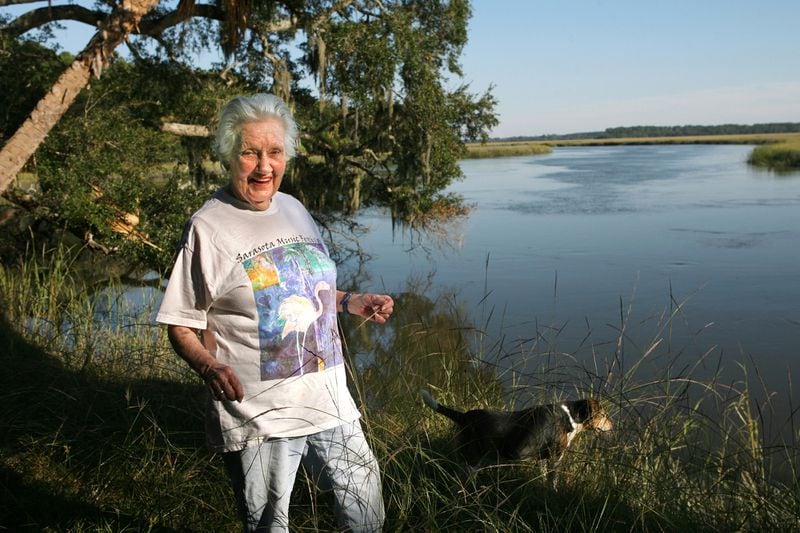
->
xmin=32 ymin=58 xmax=223 ymax=268
xmin=0 ymin=0 xmax=498 ymax=271
xmin=0 ymin=36 xmax=70 ymax=142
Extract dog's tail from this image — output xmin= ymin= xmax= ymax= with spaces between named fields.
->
xmin=421 ymin=389 xmax=440 ymax=411
xmin=420 ymin=389 xmax=467 ymax=426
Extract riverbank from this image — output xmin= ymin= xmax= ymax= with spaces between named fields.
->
xmin=466 ymin=132 xmax=800 ymax=171
xmin=1 ymin=246 xmax=798 ymax=531
xmin=462 ymin=141 xmax=553 ymax=158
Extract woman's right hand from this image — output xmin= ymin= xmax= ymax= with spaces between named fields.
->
xmin=203 ymin=364 xmax=245 ymax=403
xmin=167 ymin=325 xmax=245 ymax=403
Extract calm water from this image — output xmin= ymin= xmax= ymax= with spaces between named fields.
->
xmin=352 ymin=145 xmax=800 ymax=394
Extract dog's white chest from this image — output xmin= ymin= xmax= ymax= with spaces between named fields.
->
xmin=560 ymin=404 xmax=583 ymax=446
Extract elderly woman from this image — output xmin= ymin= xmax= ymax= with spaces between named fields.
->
xmin=156 ymin=93 xmax=393 ymax=532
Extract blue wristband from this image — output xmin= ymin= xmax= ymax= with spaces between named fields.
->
xmin=341 ymin=291 xmax=353 ymax=315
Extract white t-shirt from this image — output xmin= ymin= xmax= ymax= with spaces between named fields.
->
xmin=156 ymin=188 xmax=360 ymax=452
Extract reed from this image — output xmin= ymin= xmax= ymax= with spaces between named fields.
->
xmin=1 ymin=247 xmax=797 ymax=531
xmin=464 ymin=142 xmax=553 ymax=159
xmin=347 ymin=288 xmax=800 ymax=531
xmin=466 ymin=133 xmax=800 ymax=171
xmin=747 ymin=138 xmax=800 ymax=171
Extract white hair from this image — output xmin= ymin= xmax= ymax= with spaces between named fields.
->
xmin=214 ymin=93 xmax=299 ymax=169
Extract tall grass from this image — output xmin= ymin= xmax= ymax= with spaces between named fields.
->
xmin=0 ymin=245 xmax=228 ymax=530
xmin=748 ymin=138 xmax=800 ymax=171
xmin=346 ymin=286 xmax=800 ymax=531
xmin=1 ymin=246 xmax=798 ymax=531
xmin=464 ymin=142 xmax=553 ymax=159
xmin=0 ymin=244 xmax=184 ymax=379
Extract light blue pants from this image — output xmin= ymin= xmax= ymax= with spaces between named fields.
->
xmin=223 ymin=420 xmax=385 ymax=532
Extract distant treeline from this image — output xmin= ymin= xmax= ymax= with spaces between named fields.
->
xmin=498 ymin=122 xmax=800 ymax=142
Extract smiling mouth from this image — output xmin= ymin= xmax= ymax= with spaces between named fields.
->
xmin=249 ymin=176 xmax=272 ymax=185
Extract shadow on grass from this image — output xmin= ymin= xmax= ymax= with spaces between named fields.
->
xmin=0 ymin=312 xmax=236 ymax=531
xmin=376 ymin=412 xmax=661 ymax=532
xmin=404 ymin=438 xmax=660 ymax=531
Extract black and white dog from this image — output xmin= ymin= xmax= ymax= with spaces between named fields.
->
xmin=421 ymin=389 xmax=613 ymax=487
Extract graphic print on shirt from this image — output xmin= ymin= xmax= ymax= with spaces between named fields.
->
xmin=241 ymin=242 xmax=341 ymax=381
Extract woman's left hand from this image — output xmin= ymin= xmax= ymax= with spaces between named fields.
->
xmin=352 ymin=293 xmax=394 ymax=324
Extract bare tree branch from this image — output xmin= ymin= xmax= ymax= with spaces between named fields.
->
xmin=138 ymin=4 xmax=298 ymax=39
xmin=0 ymin=0 xmax=47 ymax=7
xmin=160 ymin=122 xmax=210 ymax=137
xmin=2 ymin=2 xmax=298 ymax=40
xmin=137 ymin=3 xmax=225 ymax=36
xmin=1 ymin=5 xmax=106 ymax=38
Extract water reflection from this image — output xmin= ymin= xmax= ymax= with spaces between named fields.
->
xmin=346 ymin=144 xmax=800 ymax=417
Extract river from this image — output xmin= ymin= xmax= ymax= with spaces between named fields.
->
xmin=350 ymin=144 xmax=800 ymax=405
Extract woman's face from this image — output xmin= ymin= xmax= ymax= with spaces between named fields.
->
xmin=229 ymin=118 xmax=287 ymax=211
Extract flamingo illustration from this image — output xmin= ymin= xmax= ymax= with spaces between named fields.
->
xmin=277 ymin=280 xmax=331 ymax=375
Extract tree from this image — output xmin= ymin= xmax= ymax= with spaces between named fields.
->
xmin=0 ymin=37 xmax=69 ymax=142
xmin=1 ymin=1 xmax=497 ymax=269
xmin=0 ymin=0 xmax=161 ymax=192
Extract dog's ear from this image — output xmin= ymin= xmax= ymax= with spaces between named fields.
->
xmin=571 ymin=400 xmax=595 ymax=422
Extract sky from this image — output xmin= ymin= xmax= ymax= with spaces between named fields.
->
xmin=462 ymin=0 xmax=800 ymax=137
xmin=4 ymin=0 xmax=800 ymax=138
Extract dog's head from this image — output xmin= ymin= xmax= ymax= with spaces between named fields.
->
xmin=571 ymin=399 xmax=613 ymax=431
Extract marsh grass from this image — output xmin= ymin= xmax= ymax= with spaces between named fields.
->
xmin=467 ymin=133 xmax=800 ymax=172
xmin=1 ymin=246 xmax=798 ymax=531
xmin=465 ymin=142 xmax=553 ymax=159
xmin=748 ymin=137 xmax=800 ymax=172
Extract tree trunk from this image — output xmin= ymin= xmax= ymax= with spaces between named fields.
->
xmin=184 ymin=137 xmax=209 ymax=187
xmin=0 ymin=0 xmax=160 ymax=194
xmin=160 ymin=122 xmax=211 ymax=137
